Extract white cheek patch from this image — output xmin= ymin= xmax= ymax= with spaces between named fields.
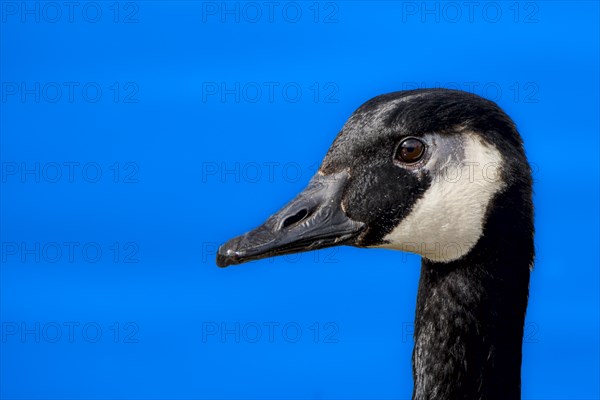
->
xmin=379 ymin=133 xmax=505 ymax=262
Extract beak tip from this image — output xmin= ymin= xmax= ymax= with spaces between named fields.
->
xmin=216 ymin=242 xmax=244 ymax=268
xmin=215 ymin=253 xmax=230 ymax=268
xmin=216 ymin=245 xmax=233 ymax=268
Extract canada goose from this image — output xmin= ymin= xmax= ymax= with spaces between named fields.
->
xmin=216 ymin=88 xmax=534 ymax=400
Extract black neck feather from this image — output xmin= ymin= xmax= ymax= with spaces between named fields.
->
xmin=412 ymin=181 xmax=534 ymax=400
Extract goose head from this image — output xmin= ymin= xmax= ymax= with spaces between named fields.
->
xmin=216 ymin=88 xmax=532 ymax=267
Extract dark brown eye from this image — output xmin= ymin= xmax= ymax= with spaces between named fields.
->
xmin=395 ymin=138 xmax=426 ymax=164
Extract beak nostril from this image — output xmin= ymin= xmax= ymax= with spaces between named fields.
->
xmin=281 ymin=208 xmax=309 ymax=229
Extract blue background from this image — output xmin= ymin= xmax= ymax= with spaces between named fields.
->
xmin=1 ymin=1 xmax=598 ymax=399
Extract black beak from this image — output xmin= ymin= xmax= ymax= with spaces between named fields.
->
xmin=216 ymin=171 xmax=365 ymax=267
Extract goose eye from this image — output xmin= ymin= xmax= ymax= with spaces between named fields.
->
xmin=395 ymin=138 xmax=425 ymax=164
